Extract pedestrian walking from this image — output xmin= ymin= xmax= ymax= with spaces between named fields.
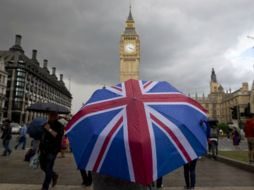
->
xmin=39 ymin=112 xmax=64 ymax=190
xmin=183 ymin=159 xmax=197 ymax=190
xmin=1 ymin=119 xmax=12 ymax=156
xmin=244 ymin=113 xmax=254 ymax=163
xmin=15 ymin=122 xmax=27 ymax=150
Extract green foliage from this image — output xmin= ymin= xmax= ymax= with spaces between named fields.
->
xmin=217 ymin=123 xmax=230 ymax=133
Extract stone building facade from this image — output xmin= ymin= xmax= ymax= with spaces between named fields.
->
xmin=196 ymin=68 xmax=253 ymax=124
xmin=0 ymin=57 xmax=8 ymax=122
xmin=119 ymin=7 xmax=140 ymax=82
xmin=0 ymin=35 xmax=72 ymax=123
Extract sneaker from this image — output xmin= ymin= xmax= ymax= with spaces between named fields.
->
xmin=157 ymin=184 xmax=163 ymax=189
xmin=52 ymin=174 xmax=59 ymax=187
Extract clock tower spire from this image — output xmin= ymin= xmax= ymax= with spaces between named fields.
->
xmin=119 ymin=6 xmax=140 ymax=82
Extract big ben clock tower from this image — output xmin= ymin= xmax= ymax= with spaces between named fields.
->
xmin=120 ymin=7 xmax=140 ymax=82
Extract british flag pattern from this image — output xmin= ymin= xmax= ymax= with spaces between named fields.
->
xmin=65 ymin=79 xmax=207 ymax=185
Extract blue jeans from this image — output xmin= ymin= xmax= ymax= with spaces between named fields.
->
xmin=39 ymin=152 xmax=57 ymax=190
xmin=2 ymin=139 xmax=11 ymax=155
xmin=184 ymin=159 xmax=197 ymax=188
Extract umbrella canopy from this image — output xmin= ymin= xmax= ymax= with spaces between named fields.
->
xmin=65 ymin=79 xmax=208 ymax=185
xmin=27 ymin=102 xmax=70 ymax=114
xmin=27 ymin=117 xmax=48 ymax=140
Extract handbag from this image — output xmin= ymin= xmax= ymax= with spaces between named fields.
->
xmin=29 ymin=152 xmax=40 ymax=169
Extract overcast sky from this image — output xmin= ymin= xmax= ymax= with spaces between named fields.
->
xmin=1 ymin=0 xmax=254 ymax=114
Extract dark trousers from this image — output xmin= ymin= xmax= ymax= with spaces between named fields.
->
xmin=80 ymin=169 xmax=92 ymax=186
xmin=2 ymin=139 xmax=11 ymax=155
xmin=40 ymin=152 xmax=57 ymax=190
xmin=15 ymin=136 xmax=26 ymax=149
xmin=184 ymin=159 xmax=197 ymax=188
xmin=156 ymin=177 xmax=163 ymax=187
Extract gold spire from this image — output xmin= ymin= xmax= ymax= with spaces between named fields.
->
xmin=127 ymin=5 xmax=133 ymax=21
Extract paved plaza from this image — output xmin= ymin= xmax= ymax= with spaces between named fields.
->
xmin=0 ymin=137 xmax=254 ymax=190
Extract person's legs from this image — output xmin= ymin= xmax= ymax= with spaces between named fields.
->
xmin=249 ymin=138 xmax=254 ymax=162
xmin=189 ymin=159 xmax=197 ymax=188
xmin=87 ymin=171 xmax=92 ymax=186
xmin=184 ymin=164 xmax=190 ymax=188
xmin=15 ymin=138 xmax=21 ymax=149
xmin=247 ymin=139 xmax=252 ymax=162
xmin=79 ymin=169 xmax=93 ymax=186
xmin=156 ymin=177 xmax=163 ymax=188
xmin=21 ymin=136 xmax=26 ymax=150
xmin=40 ymin=153 xmax=57 ymax=190
xmin=80 ymin=169 xmax=92 ymax=186
xmin=80 ymin=169 xmax=88 ymax=185
xmin=3 ymin=139 xmax=11 ymax=155
xmin=2 ymin=140 xmax=7 ymax=155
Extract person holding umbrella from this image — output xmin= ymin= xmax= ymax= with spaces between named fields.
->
xmin=39 ymin=112 xmax=64 ymax=190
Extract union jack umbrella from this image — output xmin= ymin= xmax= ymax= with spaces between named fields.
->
xmin=65 ymin=79 xmax=207 ymax=185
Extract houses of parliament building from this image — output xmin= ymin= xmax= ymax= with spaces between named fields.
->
xmin=196 ymin=68 xmax=254 ymax=124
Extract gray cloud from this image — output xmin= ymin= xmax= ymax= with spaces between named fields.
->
xmin=1 ymin=0 xmax=254 ymax=112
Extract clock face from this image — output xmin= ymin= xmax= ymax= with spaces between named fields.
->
xmin=124 ymin=43 xmax=135 ymax=53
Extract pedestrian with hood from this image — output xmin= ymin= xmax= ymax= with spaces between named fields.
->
xmin=1 ymin=119 xmax=12 ymax=156
xmin=39 ymin=112 xmax=64 ymax=190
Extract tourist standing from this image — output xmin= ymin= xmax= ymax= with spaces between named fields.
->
xmin=244 ymin=114 xmax=254 ymax=163
xmin=232 ymin=127 xmax=241 ymax=149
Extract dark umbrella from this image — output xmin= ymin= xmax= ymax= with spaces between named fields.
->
xmin=27 ymin=117 xmax=48 ymax=140
xmin=27 ymin=102 xmax=70 ymax=114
